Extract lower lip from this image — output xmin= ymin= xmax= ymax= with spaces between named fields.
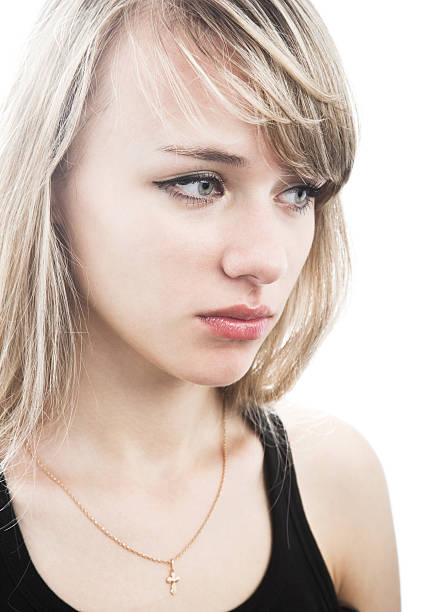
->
xmin=197 ymin=315 xmax=271 ymax=340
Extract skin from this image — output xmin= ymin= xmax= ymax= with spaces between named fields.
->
xmin=6 ymin=20 xmax=400 ymax=612
xmin=46 ymin=27 xmax=315 ymax=489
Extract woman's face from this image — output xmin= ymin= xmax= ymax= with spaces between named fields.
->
xmin=55 ymin=31 xmax=315 ymax=388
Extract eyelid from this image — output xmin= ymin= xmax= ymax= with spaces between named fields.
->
xmin=153 ymin=170 xmax=224 ymax=186
xmin=281 ymin=183 xmax=324 ymax=197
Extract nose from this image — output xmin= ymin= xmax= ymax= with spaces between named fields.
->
xmin=221 ymin=201 xmax=289 ymax=286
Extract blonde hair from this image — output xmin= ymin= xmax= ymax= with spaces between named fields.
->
xmin=0 ymin=0 xmax=357 ymax=475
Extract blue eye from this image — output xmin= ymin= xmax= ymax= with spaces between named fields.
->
xmin=153 ymin=172 xmax=225 ymax=207
xmin=276 ymin=184 xmax=322 ymax=214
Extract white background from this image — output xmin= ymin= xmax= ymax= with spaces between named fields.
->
xmin=0 ymin=2 xmax=424 ymax=609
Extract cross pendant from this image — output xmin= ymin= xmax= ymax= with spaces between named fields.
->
xmin=166 ymin=559 xmax=181 ymax=596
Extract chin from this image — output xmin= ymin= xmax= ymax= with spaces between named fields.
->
xmin=182 ymin=361 xmax=253 ymax=388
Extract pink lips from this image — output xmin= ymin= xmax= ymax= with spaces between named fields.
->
xmin=197 ymin=304 xmax=274 ymax=340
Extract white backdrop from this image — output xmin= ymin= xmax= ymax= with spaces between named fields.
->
xmin=0 ymin=2 xmax=424 ymax=609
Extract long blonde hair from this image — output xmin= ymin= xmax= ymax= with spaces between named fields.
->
xmin=0 ymin=0 xmax=357 ymax=475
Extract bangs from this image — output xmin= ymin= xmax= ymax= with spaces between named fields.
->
xmin=122 ymin=0 xmax=357 ymax=206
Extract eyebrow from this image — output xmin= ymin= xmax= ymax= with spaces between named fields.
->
xmin=157 ymin=145 xmax=249 ymax=168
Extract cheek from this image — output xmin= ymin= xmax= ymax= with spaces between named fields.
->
xmin=301 ymin=216 xmax=315 ymax=266
xmin=286 ymin=211 xmax=315 ymax=279
xmin=61 ymin=181 xmax=208 ymax=326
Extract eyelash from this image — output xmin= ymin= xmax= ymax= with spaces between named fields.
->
xmin=153 ymin=171 xmax=322 ymax=214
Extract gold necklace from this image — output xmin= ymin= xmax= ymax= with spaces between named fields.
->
xmin=24 ymin=398 xmax=227 ymax=597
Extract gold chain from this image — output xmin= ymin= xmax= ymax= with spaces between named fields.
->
xmin=24 ymin=397 xmax=227 ymax=596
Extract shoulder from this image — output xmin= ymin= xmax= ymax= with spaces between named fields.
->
xmin=273 ymin=400 xmax=401 ymax=612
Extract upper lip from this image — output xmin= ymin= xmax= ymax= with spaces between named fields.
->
xmin=199 ymin=304 xmax=274 ymax=320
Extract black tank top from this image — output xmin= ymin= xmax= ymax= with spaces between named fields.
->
xmin=0 ymin=411 xmax=357 ymax=611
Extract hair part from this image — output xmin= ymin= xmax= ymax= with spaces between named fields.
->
xmin=0 ymin=0 xmax=357 ymax=477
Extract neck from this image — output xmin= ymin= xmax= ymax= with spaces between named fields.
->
xmin=35 ymin=323 xmax=232 ymax=490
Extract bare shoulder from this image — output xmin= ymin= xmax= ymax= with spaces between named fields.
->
xmin=274 ymin=400 xmax=401 ymax=612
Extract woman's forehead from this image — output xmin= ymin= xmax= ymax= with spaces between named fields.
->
xmin=87 ymin=22 xmax=264 ymax=153
xmin=103 ymin=25 xmax=236 ymax=121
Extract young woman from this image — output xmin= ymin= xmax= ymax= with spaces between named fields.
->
xmin=0 ymin=1 xmax=400 ymax=610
